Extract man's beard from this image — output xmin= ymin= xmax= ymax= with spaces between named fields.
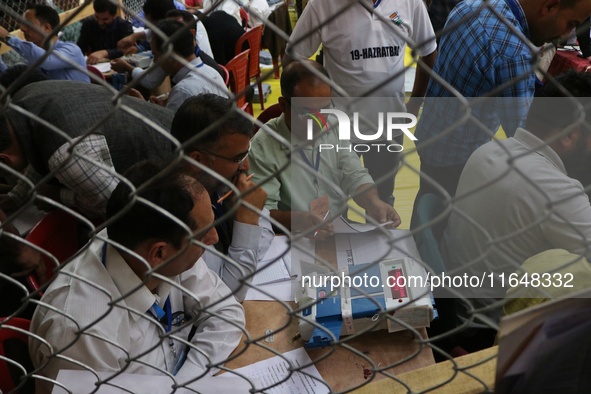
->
xmin=196 ymin=169 xmax=244 ymax=198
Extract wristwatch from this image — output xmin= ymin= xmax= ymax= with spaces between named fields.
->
xmin=0 ymin=34 xmax=12 ymax=44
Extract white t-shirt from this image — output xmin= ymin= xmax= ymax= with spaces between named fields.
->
xmin=202 ymin=0 xmax=243 ymax=25
xmin=287 ymin=0 xmax=436 ymax=102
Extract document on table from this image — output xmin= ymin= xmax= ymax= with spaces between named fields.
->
xmin=330 ymin=215 xmax=394 ymax=234
xmin=230 ymin=348 xmax=329 ymax=394
xmin=52 ymin=370 xmax=255 ymax=393
xmin=93 ymin=62 xmax=112 ymax=73
xmin=245 ymin=236 xmax=297 ymax=301
xmin=334 ymin=229 xmax=420 ymax=270
xmin=252 ymin=236 xmax=295 ymax=286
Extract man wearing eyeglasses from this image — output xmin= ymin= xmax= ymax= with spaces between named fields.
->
xmin=170 ymin=94 xmax=273 ymax=302
xmin=249 ymin=61 xmax=401 ymax=238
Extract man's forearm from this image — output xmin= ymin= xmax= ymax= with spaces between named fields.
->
xmin=352 ymin=183 xmax=381 ymax=209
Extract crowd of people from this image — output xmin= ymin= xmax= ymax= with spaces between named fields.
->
xmin=1 ymin=0 xmax=591 ymax=391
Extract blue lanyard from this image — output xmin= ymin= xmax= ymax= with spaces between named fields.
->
xmin=101 ymin=242 xmax=183 ymax=372
xmin=299 ymin=149 xmax=321 ymax=186
xmin=505 ymin=0 xmax=529 ymax=37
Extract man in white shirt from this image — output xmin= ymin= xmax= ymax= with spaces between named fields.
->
xmin=283 ymin=0 xmax=437 ymax=204
xmin=29 ymin=159 xmax=245 ymax=393
xmin=147 ymin=19 xmax=228 ymax=111
xmin=443 ymin=70 xmax=591 ymax=321
xmin=202 ymin=0 xmax=243 ymax=25
xmin=171 ymin=94 xmax=273 ymax=301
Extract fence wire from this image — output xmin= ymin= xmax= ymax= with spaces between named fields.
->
xmin=0 ymin=0 xmax=590 ymax=393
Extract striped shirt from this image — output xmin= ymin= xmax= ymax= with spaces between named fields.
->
xmin=415 ymin=0 xmax=536 ymax=167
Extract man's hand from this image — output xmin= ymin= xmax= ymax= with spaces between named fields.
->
xmin=110 ymin=58 xmax=134 ymax=73
xmin=365 ymin=200 xmax=401 ymax=228
xmin=87 ymin=50 xmax=109 ymax=65
xmin=125 ymin=87 xmax=146 ymax=100
xmin=234 ymin=173 xmax=268 ymax=225
xmin=117 ymin=35 xmax=137 ymax=51
xmin=148 ymin=94 xmax=167 ymax=107
xmin=292 ymin=211 xmax=333 ymax=239
xmin=0 ymin=26 xmax=9 ymax=41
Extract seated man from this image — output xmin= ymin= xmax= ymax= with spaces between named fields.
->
xmin=0 ymin=4 xmax=89 ymax=83
xmin=29 ymin=159 xmax=245 ymax=394
xmin=146 ymin=19 xmax=228 ymax=111
xmin=249 ymin=61 xmax=401 ymax=236
xmin=443 ymin=70 xmax=591 ymax=321
xmin=77 ymin=0 xmax=134 ymax=64
xmin=112 ymin=0 xmax=215 ymax=90
xmin=0 ymin=80 xmax=174 ymax=219
xmin=197 ymin=10 xmax=245 ymax=65
xmin=171 ymin=94 xmax=273 ymax=301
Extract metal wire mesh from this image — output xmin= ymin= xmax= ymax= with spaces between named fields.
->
xmin=1 ymin=0 xmax=590 ymax=392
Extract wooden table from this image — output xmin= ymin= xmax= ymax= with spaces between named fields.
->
xmin=225 ymin=300 xmax=435 ymax=392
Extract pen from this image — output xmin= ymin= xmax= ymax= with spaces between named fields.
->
xmin=216 ymin=173 xmax=255 ymax=203
xmin=155 ymin=92 xmax=169 ymax=100
xmin=313 ymin=210 xmax=331 ymax=237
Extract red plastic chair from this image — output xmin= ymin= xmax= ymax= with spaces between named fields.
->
xmin=253 ymin=103 xmax=282 ymax=133
xmin=239 ymin=7 xmax=249 ymax=29
xmin=0 ymin=318 xmax=33 ymax=393
xmin=225 ymin=49 xmax=253 ymax=115
xmin=219 ymin=64 xmax=230 ymax=87
xmin=235 ymin=25 xmax=264 ymax=110
xmin=25 ymin=210 xmax=85 ymax=290
xmin=87 ymin=65 xmax=106 ymax=84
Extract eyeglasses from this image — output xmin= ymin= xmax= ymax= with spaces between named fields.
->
xmin=200 ymin=142 xmax=251 ymax=165
xmin=285 ymin=98 xmax=335 ymax=119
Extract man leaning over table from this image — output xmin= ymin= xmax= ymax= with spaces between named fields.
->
xmin=443 ymin=70 xmax=591 ymax=322
xmin=171 ymin=94 xmax=273 ymax=301
xmin=0 ymin=80 xmax=174 ymax=219
xmin=249 ymin=61 xmax=401 ymax=238
xmin=76 ymin=0 xmax=134 ymax=65
xmin=29 ymin=159 xmax=245 ymax=394
xmin=0 ymin=4 xmax=89 ymax=83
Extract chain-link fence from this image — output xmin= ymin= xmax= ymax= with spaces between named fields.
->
xmin=1 ymin=0 xmax=591 ymax=392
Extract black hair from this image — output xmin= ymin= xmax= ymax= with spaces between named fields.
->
xmin=25 ymin=3 xmax=60 ymax=29
xmin=0 ymin=115 xmax=12 ymax=152
xmin=171 ymin=93 xmax=253 ymax=152
xmin=152 ymin=19 xmax=195 ymax=58
xmin=280 ymin=60 xmax=330 ymax=99
xmin=526 ymin=70 xmax=591 ymax=138
xmin=106 ymin=159 xmax=205 ymax=250
xmin=165 ymin=9 xmax=197 ymax=29
xmin=143 ymin=0 xmax=176 ymax=22
xmin=93 ymin=0 xmax=118 ymax=15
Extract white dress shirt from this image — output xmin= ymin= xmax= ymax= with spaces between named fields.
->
xmin=30 ymin=235 xmax=244 ymax=393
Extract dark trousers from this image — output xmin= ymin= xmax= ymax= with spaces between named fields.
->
xmin=417 ymin=161 xmax=466 ymax=199
xmin=354 ymin=134 xmax=404 ymax=203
